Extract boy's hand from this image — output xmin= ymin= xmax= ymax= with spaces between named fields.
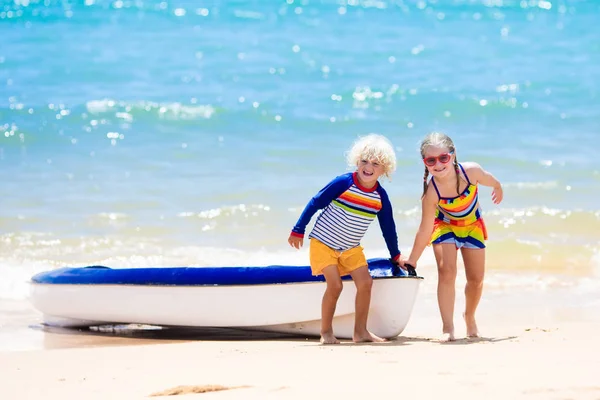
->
xmin=288 ymin=235 xmax=303 ymax=249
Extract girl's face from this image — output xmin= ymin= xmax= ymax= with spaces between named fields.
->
xmin=356 ymin=158 xmax=385 ymax=188
xmin=422 ymin=145 xmax=455 ymax=178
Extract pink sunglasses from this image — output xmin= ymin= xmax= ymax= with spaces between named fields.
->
xmin=423 ymin=152 xmax=454 ymax=167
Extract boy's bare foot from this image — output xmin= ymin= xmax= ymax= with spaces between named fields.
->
xmin=441 ymin=322 xmax=455 ymax=342
xmin=441 ymin=330 xmax=456 ymax=342
xmin=353 ymin=330 xmax=388 ymax=343
xmin=320 ymin=332 xmax=340 ymax=344
xmin=463 ymin=312 xmax=480 ymax=338
xmin=441 ymin=332 xmax=455 ymax=342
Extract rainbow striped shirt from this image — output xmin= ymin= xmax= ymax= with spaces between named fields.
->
xmin=291 ymin=172 xmax=400 ymax=259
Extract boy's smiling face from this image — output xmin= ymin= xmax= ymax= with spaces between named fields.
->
xmin=356 ymin=158 xmax=385 ymax=188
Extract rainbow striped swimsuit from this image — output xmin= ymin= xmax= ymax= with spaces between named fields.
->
xmin=430 ymin=164 xmax=488 ymax=249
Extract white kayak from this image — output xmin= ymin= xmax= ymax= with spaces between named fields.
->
xmin=29 ymin=258 xmax=422 ymax=339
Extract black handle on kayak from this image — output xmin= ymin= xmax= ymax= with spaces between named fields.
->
xmin=390 ymin=259 xmax=417 ymax=277
xmin=404 ymin=263 xmax=417 ymax=277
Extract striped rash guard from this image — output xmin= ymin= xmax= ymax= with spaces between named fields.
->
xmin=290 ymin=172 xmax=401 ymax=261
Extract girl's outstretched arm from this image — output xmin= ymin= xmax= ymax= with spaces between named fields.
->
xmin=463 ymin=162 xmax=503 ymax=204
xmin=406 ymin=186 xmax=438 ymax=268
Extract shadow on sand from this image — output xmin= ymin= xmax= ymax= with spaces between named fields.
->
xmin=31 ymin=323 xmax=313 ymax=349
xmin=30 ymin=323 xmax=518 ymax=350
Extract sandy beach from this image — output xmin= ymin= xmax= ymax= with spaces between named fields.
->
xmin=2 ymin=279 xmax=599 ymax=400
xmin=3 ymin=1 xmax=600 ymax=399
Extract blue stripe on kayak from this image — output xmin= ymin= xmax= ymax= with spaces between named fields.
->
xmin=31 ymin=258 xmax=412 ymax=286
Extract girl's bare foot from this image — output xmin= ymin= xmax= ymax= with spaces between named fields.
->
xmin=353 ymin=330 xmax=388 ymax=343
xmin=320 ymin=331 xmax=340 ymax=344
xmin=463 ymin=312 xmax=480 ymax=338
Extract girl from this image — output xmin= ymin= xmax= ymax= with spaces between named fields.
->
xmin=406 ymin=132 xmax=503 ymax=341
xmin=288 ymin=134 xmax=406 ymax=344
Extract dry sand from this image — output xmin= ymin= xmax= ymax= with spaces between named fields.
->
xmin=2 ymin=321 xmax=599 ymax=400
xmin=2 ymin=288 xmax=599 ymax=400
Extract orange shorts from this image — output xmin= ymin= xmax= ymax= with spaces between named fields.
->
xmin=309 ymin=238 xmax=367 ymax=277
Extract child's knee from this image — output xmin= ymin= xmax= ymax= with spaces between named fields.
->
xmin=437 ymin=264 xmax=457 ymax=283
xmin=355 ymin=276 xmax=373 ymax=293
xmin=467 ymin=275 xmax=484 ymax=287
xmin=326 ymin=280 xmax=344 ymax=296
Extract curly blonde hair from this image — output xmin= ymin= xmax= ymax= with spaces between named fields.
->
xmin=346 ymin=133 xmax=397 ymax=179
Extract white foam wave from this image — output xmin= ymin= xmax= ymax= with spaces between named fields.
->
xmin=85 ymin=99 xmax=216 ymax=120
xmin=502 ymin=181 xmax=558 ymax=189
xmin=2 ymin=236 xmax=598 ymax=302
xmin=591 ymin=250 xmax=600 ymax=278
xmin=177 ymin=204 xmax=272 ymax=220
xmin=0 ymin=258 xmax=59 ymax=301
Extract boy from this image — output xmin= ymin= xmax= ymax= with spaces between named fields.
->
xmin=288 ymin=134 xmax=405 ymax=344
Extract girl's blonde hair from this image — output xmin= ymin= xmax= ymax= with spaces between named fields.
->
xmin=420 ymin=132 xmax=459 ymax=197
xmin=346 ymin=133 xmax=397 ymax=179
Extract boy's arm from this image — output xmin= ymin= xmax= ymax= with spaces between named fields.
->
xmin=376 ymin=187 xmax=401 ymax=262
xmin=290 ymin=174 xmax=352 ymax=237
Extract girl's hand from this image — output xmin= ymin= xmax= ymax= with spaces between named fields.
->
xmin=492 ymin=185 xmax=503 ymax=204
xmin=404 ymin=259 xmax=418 ymax=277
xmin=288 ymin=235 xmax=304 ymax=249
xmin=393 ymin=255 xmax=408 ymax=269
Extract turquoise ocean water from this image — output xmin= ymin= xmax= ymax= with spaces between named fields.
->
xmin=1 ymin=0 xmax=599 ymax=331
